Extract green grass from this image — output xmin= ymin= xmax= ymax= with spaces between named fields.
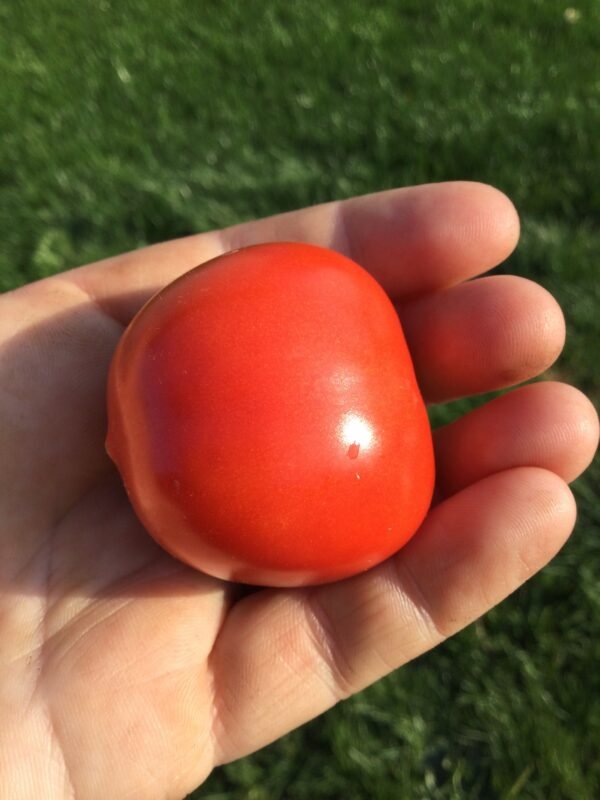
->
xmin=1 ymin=1 xmax=598 ymax=798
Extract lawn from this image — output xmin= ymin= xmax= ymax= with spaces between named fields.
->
xmin=1 ymin=1 xmax=598 ymax=798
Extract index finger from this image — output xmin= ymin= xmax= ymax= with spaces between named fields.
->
xmin=207 ymin=467 xmax=574 ymax=765
xmin=66 ymin=181 xmax=519 ymax=325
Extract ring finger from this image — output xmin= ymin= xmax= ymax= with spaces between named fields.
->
xmin=400 ymin=274 xmax=565 ymax=403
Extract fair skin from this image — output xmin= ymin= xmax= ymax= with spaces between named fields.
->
xmin=0 ymin=182 xmax=597 ymax=799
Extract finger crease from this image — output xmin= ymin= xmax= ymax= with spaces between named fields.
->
xmin=302 ymin=590 xmax=356 ymax=701
xmin=331 ymin=201 xmax=356 ymax=261
xmin=392 ymin=555 xmax=449 ymax=643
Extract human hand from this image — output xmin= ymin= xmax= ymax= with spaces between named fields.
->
xmin=1 ymin=182 xmax=597 ymax=799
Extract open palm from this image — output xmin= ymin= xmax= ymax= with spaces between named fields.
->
xmin=1 ymin=183 xmax=597 ymax=800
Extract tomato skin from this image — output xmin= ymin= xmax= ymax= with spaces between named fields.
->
xmin=106 ymin=242 xmax=435 ymax=587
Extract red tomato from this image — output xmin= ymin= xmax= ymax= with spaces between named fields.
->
xmin=106 ymin=242 xmax=434 ymax=586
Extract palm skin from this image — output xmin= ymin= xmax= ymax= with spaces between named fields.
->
xmin=0 ymin=183 xmax=597 ymax=800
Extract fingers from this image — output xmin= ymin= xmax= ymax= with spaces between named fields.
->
xmin=434 ymin=381 xmax=599 ymax=497
xmin=65 ymin=182 xmax=519 ymax=324
xmin=208 ymin=468 xmax=575 ymax=765
xmin=223 ymin=181 xmax=520 ymax=298
xmin=401 ymin=275 xmax=565 ymax=402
